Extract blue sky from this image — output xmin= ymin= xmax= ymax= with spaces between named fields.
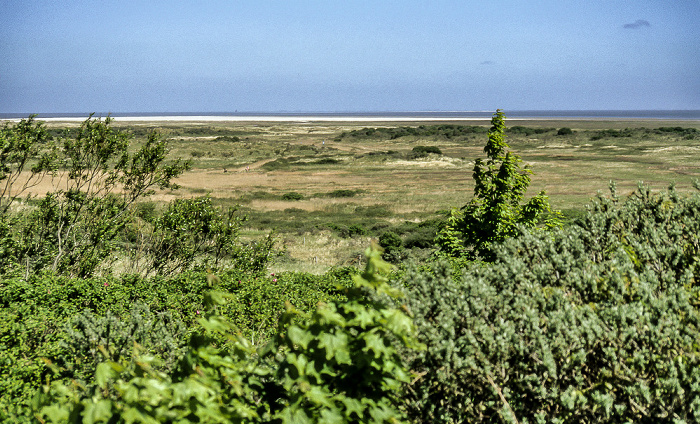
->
xmin=1 ymin=0 xmax=699 ymax=113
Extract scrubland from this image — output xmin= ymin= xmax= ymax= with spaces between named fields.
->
xmin=5 ymin=115 xmax=700 ymax=423
xmin=91 ymin=118 xmax=700 ymax=271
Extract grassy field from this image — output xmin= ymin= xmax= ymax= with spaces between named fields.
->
xmin=40 ymin=117 xmax=700 ymax=272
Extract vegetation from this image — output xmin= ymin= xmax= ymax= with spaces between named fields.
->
xmin=1 ymin=112 xmax=700 ymax=422
xmin=35 ymin=247 xmax=418 ymax=424
xmin=436 ymin=110 xmax=559 ymax=260
xmin=404 ymin=182 xmax=700 ymax=423
xmin=334 ymin=124 xmax=486 ymax=141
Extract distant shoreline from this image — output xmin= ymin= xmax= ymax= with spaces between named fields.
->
xmin=2 ymin=110 xmax=700 ymax=122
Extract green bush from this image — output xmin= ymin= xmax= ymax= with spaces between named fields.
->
xmin=403 ymin=183 xmax=700 ymax=423
xmin=213 ymin=135 xmax=240 ymax=142
xmin=326 ymin=189 xmax=357 ymax=198
xmin=509 ymin=126 xmax=555 ymax=136
xmin=0 ymin=115 xmax=190 ymax=278
xmin=590 ymin=128 xmax=633 ymax=140
xmin=0 ymin=267 xmax=356 ymax=421
xmin=335 ymin=125 xmax=486 ymax=141
xmin=557 ymin=127 xmax=574 ymax=135
xmin=282 ymin=192 xmax=304 ymax=201
xmin=36 ymin=248 xmax=422 ymax=424
xmin=410 ymin=146 xmax=443 ymax=158
xmin=379 ymin=231 xmax=404 ymax=263
xmin=436 ymin=110 xmax=560 ymax=260
xmin=312 ymin=157 xmax=340 ymax=165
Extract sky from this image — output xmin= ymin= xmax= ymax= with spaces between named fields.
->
xmin=1 ymin=0 xmax=699 ymax=113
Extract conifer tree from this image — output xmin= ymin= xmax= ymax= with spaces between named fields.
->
xmin=436 ymin=109 xmax=559 ymax=260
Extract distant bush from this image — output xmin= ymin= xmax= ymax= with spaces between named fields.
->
xmin=327 ymin=223 xmax=368 ymax=238
xmin=326 ymin=189 xmax=357 ymax=198
xmin=355 ymin=204 xmax=392 ymax=217
xmin=335 ymin=124 xmax=487 ymax=141
xmin=281 ymin=192 xmax=304 ymax=201
xmin=557 ymin=127 xmax=574 ymax=135
xmin=656 ymin=127 xmax=698 ymax=139
xmin=412 ymin=145 xmax=442 ymax=155
xmin=312 ymin=157 xmax=340 ymax=165
xmin=403 ymin=220 xmax=443 ymax=249
xmin=590 ymin=128 xmax=633 ymax=140
xmin=378 ymin=231 xmax=404 ymax=262
xmin=409 ymin=145 xmax=443 ymax=159
xmin=509 ymin=126 xmax=555 ymax=136
xmin=213 ymin=135 xmax=240 ymax=142
xmin=657 ymin=126 xmax=698 ymax=134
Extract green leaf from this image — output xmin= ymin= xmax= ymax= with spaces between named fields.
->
xmin=95 ymin=362 xmax=116 ymax=388
xmin=82 ymin=399 xmax=113 ymax=424
xmin=288 ymin=325 xmax=314 ymax=350
xmin=362 ymin=332 xmax=393 ymax=359
xmin=318 ymin=331 xmax=350 ymax=363
xmin=38 ymin=404 xmax=70 ymax=423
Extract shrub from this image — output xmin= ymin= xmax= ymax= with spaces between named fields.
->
xmin=412 ymin=145 xmax=442 ymax=155
xmin=0 ymin=266 xmax=358 ymax=421
xmin=36 ymin=247 xmax=422 ymax=424
xmin=557 ymin=127 xmax=574 ymax=135
xmin=403 ymin=183 xmax=700 ymax=423
xmin=436 ymin=109 xmax=560 ymax=260
xmin=379 ymin=231 xmax=404 ymax=263
xmin=56 ymin=303 xmax=188 ymax=390
xmin=0 ymin=115 xmax=190 ymax=277
xmin=326 ymin=189 xmax=357 ymax=198
xmin=509 ymin=126 xmax=555 ymax=136
xmin=590 ymin=128 xmax=633 ymax=140
xmin=282 ymin=192 xmax=304 ymax=201
xmin=213 ymin=135 xmax=240 ymax=142
xmin=313 ymin=157 xmax=340 ymax=165
xmin=403 ymin=226 xmax=439 ymax=249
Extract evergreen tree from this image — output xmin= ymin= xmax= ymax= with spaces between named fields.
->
xmin=436 ymin=109 xmax=559 ymax=260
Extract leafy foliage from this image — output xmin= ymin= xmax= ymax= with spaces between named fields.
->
xmin=0 ymin=115 xmax=191 ymax=277
xmin=404 ymin=183 xmax=700 ymax=423
xmin=0 ymin=267 xmax=354 ymax=422
xmin=556 ymin=127 xmax=574 ymax=136
xmin=139 ymin=196 xmax=247 ymax=275
xmin=436 ymin=110 xmax=559 ymax=260
xmin=35 ymin=247 xmax=421 ymax=424
xmin=379 ymin=230 xmax=405 ymax=263
xmin=0 ymin=116 xmax=56 ymax=214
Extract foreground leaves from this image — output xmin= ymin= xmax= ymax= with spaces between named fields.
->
xmin=35 ymin=246 xmax=421 ymax=424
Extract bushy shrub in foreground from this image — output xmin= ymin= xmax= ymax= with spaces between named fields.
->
xmin=35 ymin=247 xmax=421 ymax=423
xmin=403 ymin=183 xmax=700 ymax=423
xmin=0 ymin=268 xmax=353 ymax=422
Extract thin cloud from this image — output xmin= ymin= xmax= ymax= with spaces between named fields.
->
xmin=623 ymin=19 xmax=651 ymax=29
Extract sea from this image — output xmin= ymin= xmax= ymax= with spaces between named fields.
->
xmin=1 ymin=110 xmax=700 ymax=120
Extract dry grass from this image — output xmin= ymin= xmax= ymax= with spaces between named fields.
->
xmin=21 ymin=118 xmax=700 ymax=271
